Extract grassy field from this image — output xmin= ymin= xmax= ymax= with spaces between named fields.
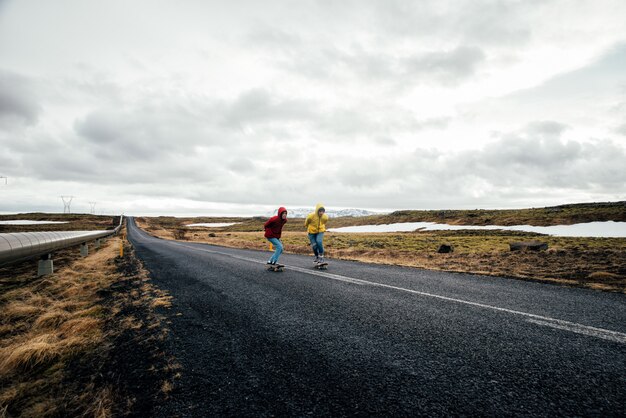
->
xmin=0 ymin=229 xmax=177 ymax=417
xmin=326 ymin=201 xmax=626 ymax=228
xmin=135 ymin=201 xmax=626 ymax=293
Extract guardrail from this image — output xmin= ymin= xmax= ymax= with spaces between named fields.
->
xmin=0 ymin=216 xmax=124 ymax=275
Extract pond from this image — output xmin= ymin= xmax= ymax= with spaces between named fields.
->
xmin=328 ymin=221 xmax=626 ymax=238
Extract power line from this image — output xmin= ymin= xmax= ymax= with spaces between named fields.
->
xmin=60 ymin=196 xmax=74 ymax=214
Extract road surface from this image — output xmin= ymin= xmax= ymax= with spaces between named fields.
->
xmin=127 ymin=218 xmax=626 ymax=417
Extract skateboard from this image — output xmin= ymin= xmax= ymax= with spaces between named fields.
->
xmin=267 ymin=264 xmax=285 ymax=272
xmin=314 ymin=262 xmax=328 ymax=270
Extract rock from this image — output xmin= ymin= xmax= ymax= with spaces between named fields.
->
xmin=509 ymin=241 xmax=548 ymax=251
xmin=437 ymin=244 xmax=454 ymax=253
xmin=208 ymin=233 xmax=216 ymax=237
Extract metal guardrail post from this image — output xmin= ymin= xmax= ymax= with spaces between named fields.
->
xmin=37 ymin=254 xmax=53 ymax=276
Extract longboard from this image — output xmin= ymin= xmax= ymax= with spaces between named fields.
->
xmin=267 ymin=264 xmax=285 ymax=272
xmin=314 ymin=262 xmax=328 ymax=270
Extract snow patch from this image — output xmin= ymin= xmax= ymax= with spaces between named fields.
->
xmin=0 ymin=220 xmax=68 ymax=225
xmin=186 ymin=222 xmax=239 ymax=228
xmin=328 ymin=221 xmax=626 ymax=238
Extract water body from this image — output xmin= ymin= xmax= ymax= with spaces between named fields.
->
xmin=0 ymin=220 xmax=68 ymax=225
xmin=328 ymin=221 xmax=626 ymax=238
xmin=186 ymin=222 xmax=239 ymax=228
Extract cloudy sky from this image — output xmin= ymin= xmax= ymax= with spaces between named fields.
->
xmin=1 ymin=0 xmax=625 ymax=216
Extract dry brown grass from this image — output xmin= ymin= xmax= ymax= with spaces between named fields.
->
xmin=151 ymin=295 xmax=173 ymax=309
xmin=0 ymin=238 xmax=121 ymax=416
xmin=0 ymin=230 xmax=176 ymax=416
xmin=91 ymin=387 xmax=114 ymax=418
xmin=33 ymin=310 xmax=71 ymax=330
xmin=135 ymin=217 xmax=175 ymax=240
xmin=2 ymin=302 xmax=45 ymax=321
xmin=0 ymin=333 xmax=60 ymax=375
xmin=588 ymin=271 xmax=621 ymax=280
xmin=161 ymin=380 xmax=174 ymax=395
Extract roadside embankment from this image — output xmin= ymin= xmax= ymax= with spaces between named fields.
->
xmin=0 ymin=230 xmax=177 ymax=417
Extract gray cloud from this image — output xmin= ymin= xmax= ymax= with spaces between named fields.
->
xmin=227 ymin=157 xmax=256 ymax=173
xmin=220 ymin=89 xmax=316 ymax=128
xmin=471 ymin=136 xmax=625 ymax=193
xmin=374 ymin=137 xmax=397 ymax=146
xmin=279 ymin=44 xmax=486 ymax=86
xmin=74 ymin=110 xmax=121 ymax=144
xmin=246 ymin=26 xmax=303 ymax=50
xmin=72 ymin=86 xmax=448 ymax=168
xmin=13 ymin=67 xmax=622 ymax=211
xmin=482 ymin=121 xmax=576 ymax=169
xmin=16 ymin=90 xmax=304 ymax=188
xmin=314 ymin=108 xmax=450 ymax=138
xmin=0 ymin=70 xmax=41 ymax=126
xmin=524 ymin=121 xmax=569 ymax=137
xmin=246 ymin=0 xmax=535 ymax=87
xmin=1 ymin=1 xmax=625 ymax=214
xmin=74 ymin=101 xmax=228 ymax=162
xmin=412 ymin=117 xmax=451 ymax=131
xmin=403 ymin=46 xmax=486 ymax=85
xmin=452 ymin=0 xmax=533 ymax=46
xmin=323 ymin=123 xmax=626 ymax=208
xmin=369 ymin=0 xmax=534 ymax=46
xmin=473 ymin=44 xmax=626 ymax=125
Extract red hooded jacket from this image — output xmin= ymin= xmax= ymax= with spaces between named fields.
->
xmin=264 ymin=207 xmax=287 ymax=239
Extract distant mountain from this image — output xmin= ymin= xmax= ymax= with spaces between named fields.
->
xmin=330 ymin=209 xmax=379 ymax=217
xmin=265 ymin=208 xmax=379 ymax=218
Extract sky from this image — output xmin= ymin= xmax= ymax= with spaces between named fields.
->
xmin=1 ymin=0 xmax=625 ymax=216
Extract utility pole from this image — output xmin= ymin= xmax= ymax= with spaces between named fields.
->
xmin=89 ymin=201 xmax=97 ymax=214
xmin=60 ymin=196 xmax=74 ymax=214
xmin=0 ymin=176 xmax=6 ymax=185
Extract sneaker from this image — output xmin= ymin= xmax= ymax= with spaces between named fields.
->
xmin=314 ymin=256 xmax=320 ymax=263
xmin=267 ymin=261 xmax=275 ymax=265
xmin=318 ymin=256 xmax=325 ymax=264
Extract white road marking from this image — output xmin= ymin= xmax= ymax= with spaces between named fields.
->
xmin=526 ymin=319 xmax=626 ymax=344
xmin=161 ymin=238 xmax=626 ymax=345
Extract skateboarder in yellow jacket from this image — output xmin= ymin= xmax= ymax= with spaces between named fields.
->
xmin=304 ymin=203 xmax=329 ymax=264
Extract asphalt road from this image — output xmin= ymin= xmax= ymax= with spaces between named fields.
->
xmin=126 ymin=218 xmax=626 ymax=417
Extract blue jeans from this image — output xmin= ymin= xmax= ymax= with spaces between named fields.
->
xmin=308 ymin=232 xmax=324 ymax=257
xmin=267 ymin=238 xmax=283 ymax=263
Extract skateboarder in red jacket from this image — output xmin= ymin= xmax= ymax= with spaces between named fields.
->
xmin=264 ymin=207 xmax=288 ymax=265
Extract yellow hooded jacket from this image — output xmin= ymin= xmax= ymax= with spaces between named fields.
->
xmin=304 ymin=203 xmax=329 ymax=234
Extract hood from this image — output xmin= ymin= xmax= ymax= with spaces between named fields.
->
xmin=278 ymin=206 xmax=288 ymax=221
xmin=315 ymin=203 xmax=325 ymax=213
